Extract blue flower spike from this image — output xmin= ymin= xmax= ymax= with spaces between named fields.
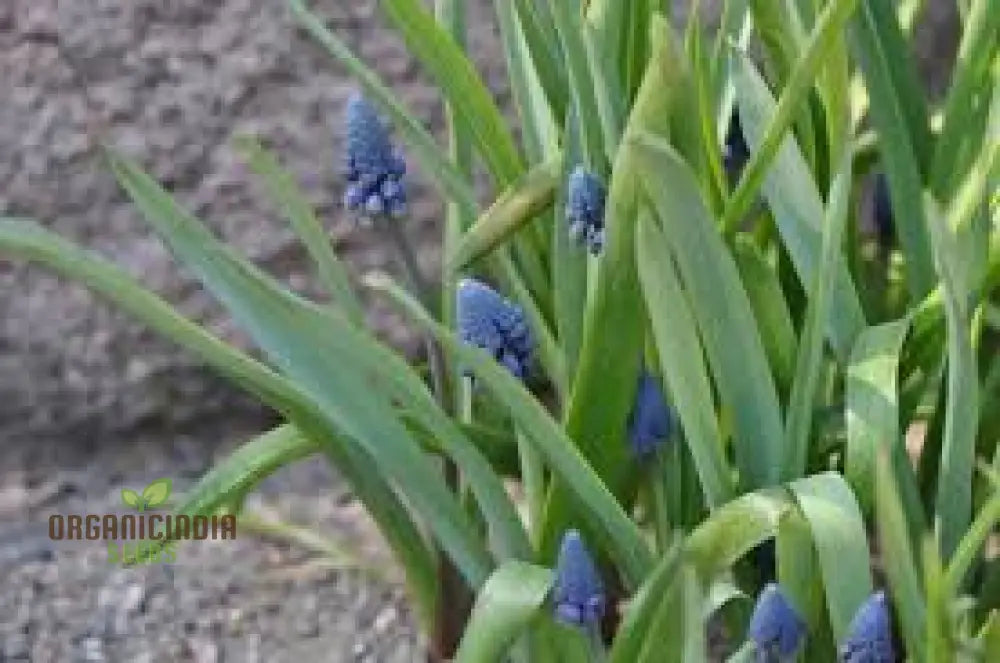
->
xmin=748 ymin=583 xmax=807 ymax=662
xmin=343 ymin=92 xmax=407 ymax=219
xmin=723 ymin=110 xmax=750 ymax=184
xmin=565 ymin=166 xmax=607 ymax=255
xmin=627 ymin=371 xmax=674 ymax=458
xmin=456 ymin=278 xmax=533 ymax=380
xmin=840 ymin=591 xmax=895 ymax=663
xmin=553 ymin=530 xmax=605 ymax=629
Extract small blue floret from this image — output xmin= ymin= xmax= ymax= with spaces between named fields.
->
xmin=343 ymin=92 xmax=408 ymax=219
xmin=565 ymin=166 xmax=607 ymax=255
xmin=456 ymin=279 xmax=533 ymax=380
xmin=627 ymin=372 xmax=674 ymax=458
xmin=553 ymin=530 xmax=605 ymax=628
xmin=840 ymin=591 xmax=895 ymax=663
xmin=748 ymin=583 xmax=807 ymax=662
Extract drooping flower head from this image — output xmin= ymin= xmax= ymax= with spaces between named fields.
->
xmin=627 ymin=371 xmax=675 ymax=458
xmin=342 ymin=91 xmax=408 ymax=218
xmin=553 ymin=530 xmax=605 ymax=628
xmin=456 ymin=278 xmax=533 ymax=380
xmin=724 ymin=110 xmax=751 ymax=185
xmin=565 ymin=166 xmax=607 ymax=255
xmin=840 ymin=591 xmax=895 ymax=663
xmin=873 ymin=173 xmax=895 ymax=250
xmin=748 ymin=583 xmax=807 ymax=662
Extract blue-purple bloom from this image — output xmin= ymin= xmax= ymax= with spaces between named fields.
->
xmin=723 ymin=111 xmax=750 ymax=185
xmin=343 ymin=92 xmax=408 ymax=218
xmin=627 ymin=372 xmax=674 ymax=458
xmin=565 ymin=166 xmax=607 ymax=255
xmin=873 ymin=173 xmax=894 ymax=249
xmin=840 ymin=591 xmax=895 ymax=663
xmin=456 ymin=278 xmax=533 ymax=380
xmin=553 ymin=530 xmax=605 ymax=628
xmin=748 ymin=583 xmax=807 ymax=662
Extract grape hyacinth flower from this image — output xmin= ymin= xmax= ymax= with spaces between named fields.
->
xmin=456 ymin=278 xmax=533 ymax=380
xmin=627 ymin=371 xmax=675 ymax=458
xmin=342 ymin=92 xmax=408 ymax=219
xmin=748 ymin=583 xmax=807 ymax=662
xmin=553 ymin=530 xmax=605 ymax=628
xmin=873 ymin=173 xmax=895 ymax=251
xmin=565 ymin=166 xmax=607 ymax=255
xmin=723 ymin=110 xmax=751 ymax=185
xmin=840 ymin=591 xmax=895 ymax=663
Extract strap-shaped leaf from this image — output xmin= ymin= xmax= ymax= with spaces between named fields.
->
xmin=632 ymin=132 xmax=785 ymax=491
xmin=636 ymin=210 xmax=735 ymax=507
xmin=0 ymin=217 xmax=439 ymax=627
xmin=370 ymin=275 xmax=653 ymax=588
xmin=788 ymin=473 xmax=873 ymax=644
xmin=453 ymin=562 xmax=554 ymax=663
xmin=110 ymin=153 xmax=494 ymax=588
xmin=233 ymin=135 xmax=364 ymax=326
xmin=848 ymin=0 xmax=935 ymax=300
xmin=379 ymin=0 xmax=524 ymax=186
xmin=732 ymin=52 xmax=867 ymax=361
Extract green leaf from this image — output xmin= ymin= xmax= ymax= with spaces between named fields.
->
xmin=636 ymin=210 xmax=735 ymax=507
xmin=378 ymin=0 xmax=524 ymax=186
xmin=121 ymin=489 xmax=142 ymax=509
xmin=110 ymin=153 xmax=493 ymax=589
xmin=368 ymin=275 xmax=653 ymax=589
xmin=925 ymin=194 xmax=980 ymax=561
xmin=453 ymin=562 xmax=554 ymax=663
xmin=721 ymin=0 xmax=859 ymax=235
xmin=783 ymin=156 xmax=852 ymax=478
xmin=788 ymin=473 xmax=873 ymax=644
xmin=931 ymin=0 xmax=1000 ymax=198
xmin=142 ymin=478 xmax=172 ymax=507
xmin=512 ymin=0 xmax=569 ymax=122
xmin=848 ymin=0 xmax=935 ymax=300
xmin=685 ymin=489 xmax=790 ymax=582
xmin=845 ymin=318 xmax=911 ymax=515
xmin=732 ymin=237 xmax=797 ymax=393
xmin=732 ymin=52 xmax=867 ymax=361
xmin=287 ymin=0 xmax=478 ymax=217
xmin=547 ymin=0 xmax=607 ymax=171
xmin=0 ymin=217 xmax=439 ymax=628
xmin=638 ymin=562 xmax=706 ymax=663
xmin=875 ymin=451 xmax=926 ymax=662
xmin=980 ymin=611 xmax=1000 ymax=659
xmin=233 ymin=135 xmax=364 ymax=326
xmin=449 ymin=155 xmax=562 ymax=270
xmin=632 ymin=132 xmax=785 ymax=491
xmin=609 ymin=539 xmax=683 ymax=663
xmin=946 ymin=481 xmax=1000 ymax=593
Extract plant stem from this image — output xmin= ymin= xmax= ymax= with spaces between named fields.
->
xmin=375 ymin=216 xmax=450 ymax=409
xmin=651 ymin=445 xmax=674 ymax=553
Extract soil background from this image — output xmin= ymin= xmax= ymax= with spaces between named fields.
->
xmin=0 ymin=1 xmax=958 ymax=661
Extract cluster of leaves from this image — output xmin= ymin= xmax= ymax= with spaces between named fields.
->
xmin=1 ymin=0 xmax=997 ymax=660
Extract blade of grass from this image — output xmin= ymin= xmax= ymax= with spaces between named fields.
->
xmin=636 ymin=209 xmax=735 ymax=507
xmin=369 ymin=274 xmax=653 ymax=588
xmin=379 ymin=0 xmax=524 ymax=185
xmin=783 ymin=154 xmax=852 ymax=479
xmin=632 ymin=132 xmax=785 ymax=490
xmin=721 ymin=0 xmax=859 ymax=236
xmin=233 ymin=135 xmax=364 ymax=326
xmin=453 ymin=562 xmax=554 ymax=663
xmin=0 ymin=217 xmax=440 ymax=629
xmin=732 ymin=52 xmax=867 ymax=361
xmin=111 ymin=153 xmax=494 ymax=588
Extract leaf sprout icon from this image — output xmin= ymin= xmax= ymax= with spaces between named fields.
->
xmin=121 ymin=478 xmax=172 ymax=512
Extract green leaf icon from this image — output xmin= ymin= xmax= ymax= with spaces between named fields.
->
xmin=142 ymin=478 xmax=172 ymax=508
xmin=121 ymin=488 xmax=142 ymax=509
